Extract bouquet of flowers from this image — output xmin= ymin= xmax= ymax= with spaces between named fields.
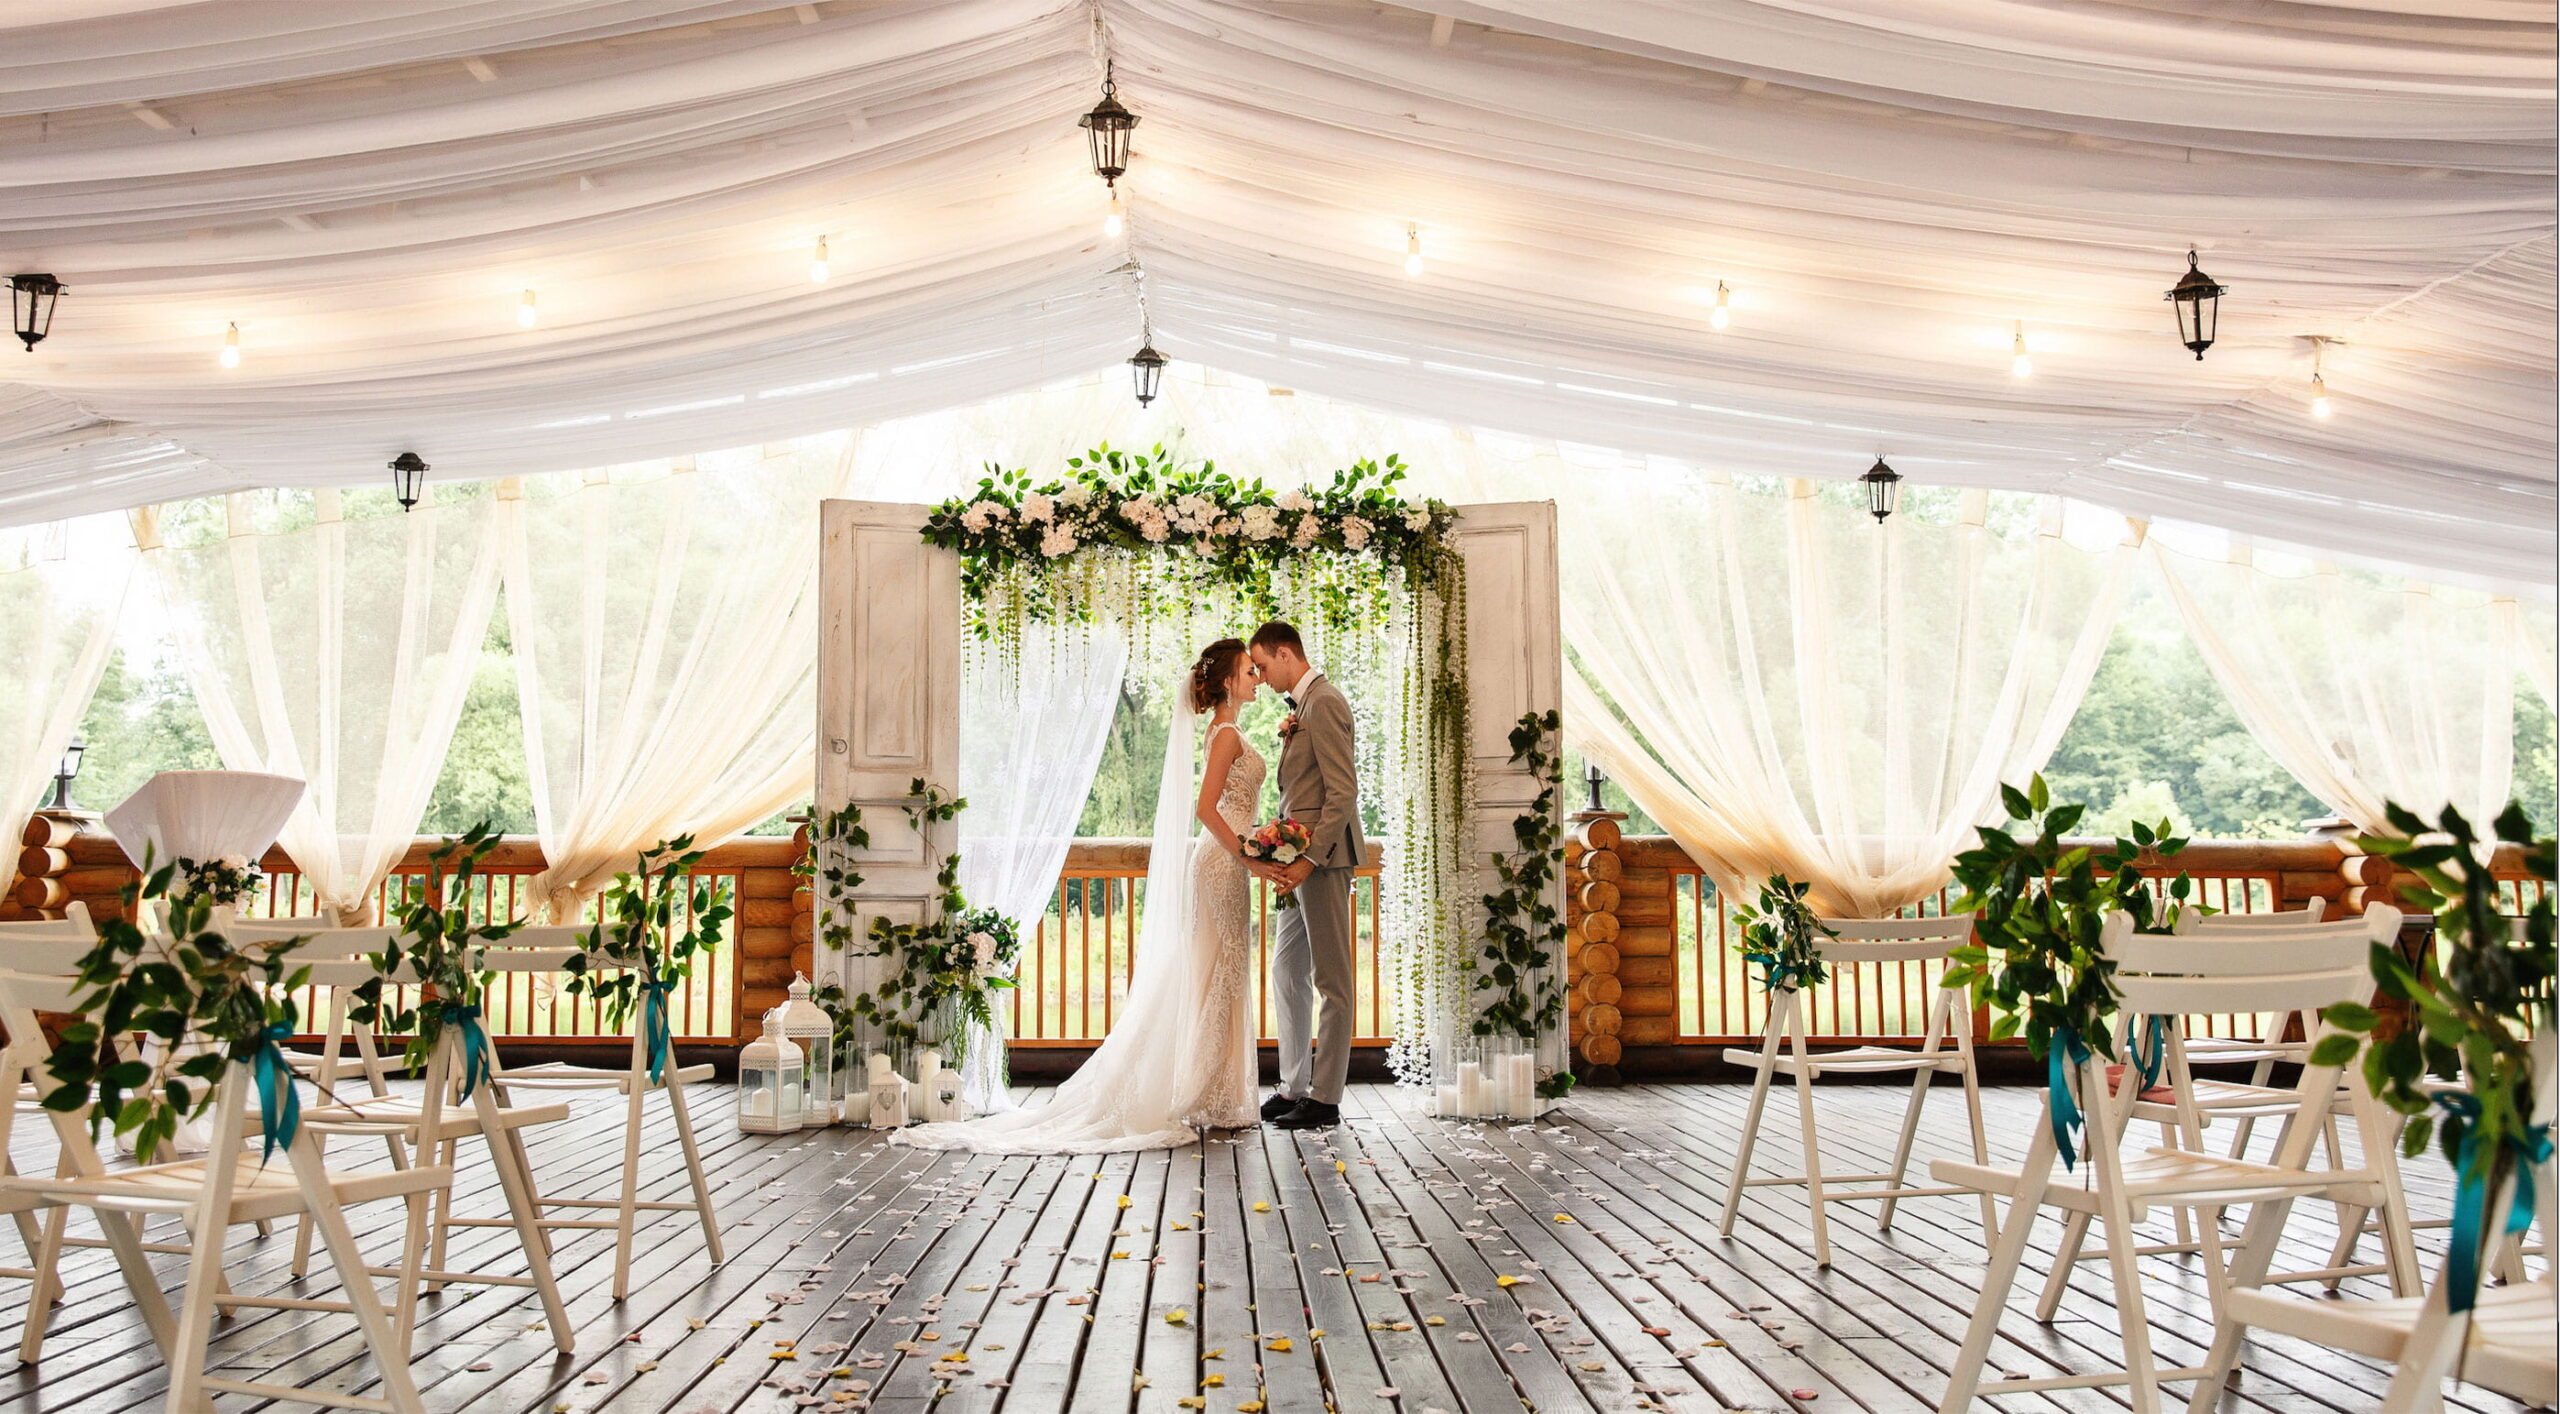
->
xmin=1241 ymin=817 xmax=1315 ymax=910
xmin=172 ymin=855 xmax=261 ymax=908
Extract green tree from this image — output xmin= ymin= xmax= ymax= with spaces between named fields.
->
xmin=66 ymin=648 xmax=220 ymax=814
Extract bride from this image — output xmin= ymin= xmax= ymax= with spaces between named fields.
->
xmin=897 ymin=638 xmax=1267 ymax=1153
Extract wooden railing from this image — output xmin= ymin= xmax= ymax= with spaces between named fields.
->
xmin=1007 ymin=839 xmax=1394 ymax=1047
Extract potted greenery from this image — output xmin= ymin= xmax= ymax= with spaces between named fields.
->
xmin=1940 ymin=774 xmax=2190 ymax=1166
xmin=46 ymin=856 xmax=312 ymax=1161
xmin=2311 ymin=801 xmax=2554 ymax=1315
xmin=563 ymin=835 xmax=734 ymax=1083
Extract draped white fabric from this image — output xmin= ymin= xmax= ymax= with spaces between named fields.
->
xmin=0 ymin=519 xmax=128 ymax=895
xmin=0 ymin=2 xmax=2546 ymax=586
xmin=2154 ymin=540 xmax=2522 ymax=834
xmin=498 ymin=437 xmax=850 ymax=919
xmin=144 ymin=490 xmax=499 ymax=921
xmin=2511 ymin=598 xmax=2557 ymax=710
xmin=1560 ymin=474 xmax=2135 ymax=918
xmin=953 ymin=627 xmax=1131 ymax=1112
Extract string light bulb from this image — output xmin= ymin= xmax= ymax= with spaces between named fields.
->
xmin=1709 ymin=281 xmax=1731 ymax=330
xmin=1404 ymin=224 xmax=1423 ymax=278
xmin=517 ymin=289 xmax=538 ymax=328
xmin=2308 ymin=336 xmax=2335 ymax=418
xmin=218 ymin=322 xmax=241 ymax=369
xmin=2011 ymin=321 xmax=2033 ymax=378
xmin=2310 ymin=371 xmax=2331 ymax=418
xmin=1104 ymin=191 xmax=1125 ymax=239
xmin=809 ymin=236 xmax=830 ymax=283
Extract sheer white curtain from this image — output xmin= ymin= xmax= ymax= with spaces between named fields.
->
xmin=2155 ymin=540 xmax=2520 ymax=834
xmin=2509 ymin=597 xmax=2555 ymax=710
xmin=498 ymin=438 xmax=852 ymax=919
xmin=954 ymin=626 xmax=1130 ymax=1111
xmin=1 ymin=518 xmax=130 ymax=896
xmin=144 ymin=488 xmax=499 ymax=922
xmin=1560 ymin=470 xmax=2135 ymax=918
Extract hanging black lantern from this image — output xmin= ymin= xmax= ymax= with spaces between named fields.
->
xmin=2164 ymin=248 xmax=2226 ymax=361
xmin=1128 ymin=342 xmax=1167 ymax=406
xmin=1079 ymin=66 xmax=1138 ymax=187
xmin=389 ymin=452 xmax=429 ymax=510
xmin=10 ymin=274 xmax=63 ymax=352
xmin=48 ymin=735 xmax=84 ymax=810
xmin=1859 ymin=457 xmax=1902 ymax=523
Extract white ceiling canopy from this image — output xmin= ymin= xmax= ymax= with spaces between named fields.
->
xmin=0 ymin=0 xmax=2549 ymax=582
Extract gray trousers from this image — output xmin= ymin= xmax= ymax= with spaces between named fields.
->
xmin=1270 ymin=864 xmax=1355 ymax=1105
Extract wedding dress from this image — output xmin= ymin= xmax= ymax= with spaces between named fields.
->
xmin=896 ymin=705 xmax=1261 ymax=1153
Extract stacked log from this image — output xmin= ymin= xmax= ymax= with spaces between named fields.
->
xmin=6 ymin=813 xmax=139 ymax=924
xmin=1564 ymin=813 xmax=1625 ymax=1084
xmin=1612 ymin=837 xmax=1682 ymax=1050
xmin=733 ymin=827 xmax=808 ymax=1023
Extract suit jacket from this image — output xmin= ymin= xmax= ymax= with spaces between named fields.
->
xmin=1277 ymin=672 xmax=1366 ymax=871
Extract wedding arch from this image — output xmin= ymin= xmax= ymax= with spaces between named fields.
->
xmin=809 ymin=447 xmax=1566 ymax=1113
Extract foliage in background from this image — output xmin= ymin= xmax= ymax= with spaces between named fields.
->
xmin=2310 ymin=801 xmax=2555 ymax=1313
xmin=45 ymin=857 xmax=311 ymax=1161
xmin=1734 ymin=874 xmax=1833 ymax=995
xmin=348 ymin=823 xmax=517 ymax=1090
xmin=1468 ymin=711 xmax=1568 ymax=1052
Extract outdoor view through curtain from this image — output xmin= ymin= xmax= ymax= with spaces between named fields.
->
xmin=1 ymin=520 xmax=130 ymax=897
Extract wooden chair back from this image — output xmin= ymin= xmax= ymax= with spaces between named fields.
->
xmin=2110 ymin=905 xmax=2395 ymax=1020
xmin=1814 ymin=913 xmax=1976 ymax=965
xmin=0 ymin=903 xmax=98 ymax=977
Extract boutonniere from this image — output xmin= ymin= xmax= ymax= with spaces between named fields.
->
xmin=1279 ymin=712 xmax=1302 ymax=742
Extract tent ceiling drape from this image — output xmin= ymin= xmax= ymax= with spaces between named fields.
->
xmin=0 ymin=1 xmax=2548 ymax=583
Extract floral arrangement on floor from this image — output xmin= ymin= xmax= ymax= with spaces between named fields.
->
xmin=45 ymin=854 xmax=312 ymax=1161
xmin=919 ymin=443 xmax=1476 ymax=1088
xmin=1467 ymin=711 xmax=1572 ymax=1099
xmin=1734 ymin=874 xmax=1832 ymax=995
xmin=172 ymin=854 xmax=262 ymax=908
xmin=561 ymin=835 xmax=734 ymax=1083
xmin=347 ymin=821 xmax=516 ymax=1099
xmin=1940 ymin=775 xmax=2191 ymax=1168
xmin=2310 ymin=800 xmax=2554 ymax=1314
xmin=837 ymin=781 xmax=1021 ymax=1064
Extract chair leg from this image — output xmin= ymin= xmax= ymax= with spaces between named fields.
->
xmin=1717 ymin=1015 xmax=1784 ymax=1239
xmin=611 ymin=1065 xmax=649 ymax=1302
xmin=1937 ymin=1121 xmax=2059 ymax=1414
xmin=1787 ymin=1005 xmax=1831 ymax=1268
xmin=424 ymin=1137 xmax=457 ymax=1294
xmin=662 ymin=1072 xmax=724 ymax=1265
xmin=476 ymin=1090 xmax=574 ymax=1353
xmin=1875 ymin=1061 xmax=1935 ymax=1235
xmin=289 ymin=1139 xmax=427 ymax=1414
xmin=2033 ymin=1210 xmax=2090 ymax=1322
xmin=2092 ymin=1127 xmax=2163 ymax=1412
xmin=1958 ymin=1039 xmax=1996 ymax=1247
xmin=15 ymin=1204 xmax=67 ymax=1364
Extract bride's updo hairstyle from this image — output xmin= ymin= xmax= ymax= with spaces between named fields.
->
xmin=1189 ymin=638 xmax=1248 ymax=714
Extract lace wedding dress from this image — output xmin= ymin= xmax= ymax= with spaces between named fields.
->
xmin=896 ymin=715 xmax=1260 ymax=1153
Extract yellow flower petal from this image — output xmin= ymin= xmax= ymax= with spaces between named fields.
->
xmin=1117 ymin=1195 xmax=1133 ymax=1210
xmin=1251 ymin=1201 xmax=1271 ymax=1213
xmin=1165 ymin=1310 xmax=1189 ymax=1325
xmin=1264 ymin=1337 xmax=1292 ymax=1353
xmin=1203 ymin=1374 xmax=1226 ymax=1387
xmin=1496 ymin=1275 xmax=1522 ymax=1288
xmin=1553 ymin=1213 xmax=1575 ymax=1223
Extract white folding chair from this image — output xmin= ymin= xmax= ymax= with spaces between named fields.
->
xmin=1717 ymin=913 xmax=1993 ymax=1267
xmin=0 ymin=968 xmax=448 ymax=1413
xmin=473 ymin=926 xmax=724 ymax=1302
xmin=2185 ymin=1033 xmax=2557 ymax=1414
xmin=285 ymin=951 xmax=578 ymax=1353
xmin=1932 ymin=904 xmax=2407 ymax=1414
xmin=220 ymin=909 xmax=404 ymax=1100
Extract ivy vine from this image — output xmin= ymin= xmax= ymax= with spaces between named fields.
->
xmin=791 ymin=800 xmax=869 ymax=954
xmin=1467 ymin=710 xmax=1569 ymax=1051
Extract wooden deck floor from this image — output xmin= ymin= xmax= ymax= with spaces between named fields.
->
xmin=0 ymin=1080 xmax=2538 ymax=1414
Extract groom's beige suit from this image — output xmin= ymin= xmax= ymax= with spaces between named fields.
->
xmin=1272 ymin=670 xmax=1364 ymax=1105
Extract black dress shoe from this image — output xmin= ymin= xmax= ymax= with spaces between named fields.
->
xmin=1260 ymin=1093 xmax=1299 ymax=1123
xmin=1273 ymin=1099 xmax=1341 ymax=1130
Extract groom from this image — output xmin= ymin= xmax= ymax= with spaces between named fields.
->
xmin=1246 ymin=620 xmax=1363 ymax=1131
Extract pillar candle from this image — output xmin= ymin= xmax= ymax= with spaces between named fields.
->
xmin=843 ymin=1092 xmax=870 ymax=1124
xmin=1436 ymin=1083 xmax=1461 ymax=1117
xmin=1457 ymin=1061 xmax=1484 ymax=1117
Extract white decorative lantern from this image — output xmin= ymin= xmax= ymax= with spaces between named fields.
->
xmin=737 ymin=1006 xmax=804 ymax=1134
xmin=777 ymin=973 xmax=836 ymax=1125
xmin=866 ymin=1048 xmax=908 ymax=1130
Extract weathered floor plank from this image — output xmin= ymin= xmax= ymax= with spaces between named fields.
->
xmin=0 ymin=1080 xmax=2537 ymax=1414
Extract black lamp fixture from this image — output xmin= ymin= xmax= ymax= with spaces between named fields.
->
xmin=1079 ymin=63 xmax=1138 ymax=188
xmin=1859 ymin=456 xmax=1902 ymax=523
xmin=1128 ymin=341 xmax=1167 ymax=407
xmin=1583 ymin=759 xmax=1607 ymax=815
xmin=2164 ymin=248 xmax=2226 ymax=361
xmin=389 ymin=451 xmax=429 ymax=510
xmin=10 ymin=274 xmax=63 ymax=352
xmin=48 ymin=735 xmax=84 ymax=810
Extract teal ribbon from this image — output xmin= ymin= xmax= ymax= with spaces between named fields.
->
xmin=640 ymin=978 xmax=675 ymax=1084
xmin=2436 ymin=1092 xmax=2552 ymax=1314
xmin=438 ymin=1002 xmax=494 ymax=1102
xmin=2045 ymin=1027 xmax=2093 ymax=1171
xmin=2129 ymin=1014 xmax=2169 ymax=1090
xmin=251 ymin=1022 xmax=301 ymax=1161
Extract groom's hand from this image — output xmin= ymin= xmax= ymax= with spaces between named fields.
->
xmin=1278 ymin=858 xmax=1314 ymax=892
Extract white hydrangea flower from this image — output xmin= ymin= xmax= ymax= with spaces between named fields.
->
xmin=1060 ymin=482 xmax=1093 ymax=507
xmin=1277 ymin=490 xmax=1315 ymax=513
xmin=1139 ymin=517 xmax=1171 ymax=543
xmin=1291 ymin=516 xmax=1323 ymax=549
xmin=1122 ymin=495 xmax=1161 ymax=523
xmin=1240 ymin=505 xmax=1282 ymax=540
xmin=960 ymin=507 xmax=991 ymax=533
xmin=1340 ymin=515 xmax=1373 ymax=549
xmin=1039 ymin=523 xmax=1078 ymax=558
xmin=1405 ymin=508 xmax=1433 ymax=533
xmin=1020 ymin=492 xmax=1056 ymax=523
